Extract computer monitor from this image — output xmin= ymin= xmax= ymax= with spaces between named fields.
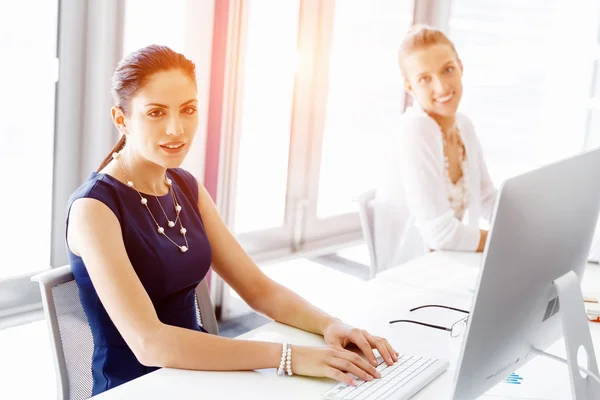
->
xmin=451 ymin=148 xmax=600 ymax=399
xmin=588 ymin=217 xmax=600 ymax=263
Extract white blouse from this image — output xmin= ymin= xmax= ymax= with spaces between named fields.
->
xmin=373 ymin=106 xmax=496 ymax=272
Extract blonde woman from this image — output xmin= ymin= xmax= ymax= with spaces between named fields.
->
xmin=374 ymin=25 xmax=497 ymax=271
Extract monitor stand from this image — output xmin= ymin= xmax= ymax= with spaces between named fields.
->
xmin=553 ymin=270 xmax=600 ymax=399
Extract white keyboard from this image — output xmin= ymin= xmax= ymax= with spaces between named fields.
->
xmin=321 ymin=355 xmax=449 ymax=400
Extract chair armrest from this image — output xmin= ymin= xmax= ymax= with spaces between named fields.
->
xmin=31 ymin=265 xmax=73 ymax=287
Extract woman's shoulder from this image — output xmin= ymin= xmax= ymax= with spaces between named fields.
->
xmin=456 ymin=112 xmax=482 ymax=147
xmin=168 ymin=167 xmax=197 ymax=184
xmin=67 ymin=172 xmax=125 ymax=222
xmin=167 ymin=168 xmax=200 ymax=200
xmin=394 ymin=107 xmax=440 ymax=149
xmin=456 ymin=112 xmax=476 ymax=134
xmin=399 ymin=106 xmax=439 ymax=131
xmin=69 ymin=172 xmax=119 ymax=204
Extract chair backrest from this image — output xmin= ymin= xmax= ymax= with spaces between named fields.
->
xmin=31 ymin=265 xmax=218 ymax=400
xmin=31 ymin=265 xmax=92 ymax=400
xmin=355 ymin=189 xmax=378 ymax=278
xmin=194 ymin=277 xmax=219 ymax=335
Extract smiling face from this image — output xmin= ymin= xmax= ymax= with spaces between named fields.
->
xmin=112 ymin=69 xmax=199 ymax=169
xmin=403 ymin=43 xmax=463 ymax=118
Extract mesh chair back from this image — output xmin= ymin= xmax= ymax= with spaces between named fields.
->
xmin=32 ymin=266 xmax=219 ymax=400
xmin=195 ymin=278 xmax=219 ymax=335
xmin=31 ymin=266 xmax=92 ymax=400
xmin=53 ymin=280 xmax=94 ymax=400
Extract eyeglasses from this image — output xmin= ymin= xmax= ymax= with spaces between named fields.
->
xmin=389 ymin=304 xmax=470 ymax=338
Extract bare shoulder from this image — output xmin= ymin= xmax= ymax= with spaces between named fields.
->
xmin=67 ymin=197 xmax=122 ymax=256
xmin=193 ymin=178 xmax=214 ymax=205
xmin=69 ymin=197 xmax=120 ymax=227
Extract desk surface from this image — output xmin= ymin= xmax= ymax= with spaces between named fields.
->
xmin=94 ymin=252 xmax=600 ymax=400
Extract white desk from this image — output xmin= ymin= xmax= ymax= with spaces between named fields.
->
xmin=377 ymin=251 xmax=600 ymax=298
xmin=94 ymin=252 xmax=600 ymax=399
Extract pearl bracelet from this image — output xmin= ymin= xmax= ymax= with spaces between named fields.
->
xmin=277 ymin=341 xmax=293 ymax=376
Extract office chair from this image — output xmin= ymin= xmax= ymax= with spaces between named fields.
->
xmin=355 ymin=189 xmax=378 ymax=279
xmin=31 ymin=265 xmax=218 ymax=400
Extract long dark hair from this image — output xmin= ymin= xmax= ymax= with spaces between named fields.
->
xmin=97 ymin=45 xmax=196 ymax=172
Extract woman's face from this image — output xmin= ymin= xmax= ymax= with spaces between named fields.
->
xmin=403 ymin=44 xmax=463 ymax=118
xmin=116 ymin=69 xmax=199 ymax=169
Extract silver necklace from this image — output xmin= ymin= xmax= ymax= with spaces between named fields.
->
xmin=112 ymin=152 xmax=189 ymax=253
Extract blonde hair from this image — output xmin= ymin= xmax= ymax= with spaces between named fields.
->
xmin=398 ymin=25 xmax=459 ymax=76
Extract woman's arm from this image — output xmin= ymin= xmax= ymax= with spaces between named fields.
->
xmin=196 ymin=182 xmax=398 ymax=366
xmin=68 ymin=198 xmax=380 ymax=384
xmin=195 ymin=184 xmax=334 ymax=334
xmin=396 ymin=117 xmax=484 ymax=251
xmin=68 ymin=198 xmax=282 ymax=370
xmin=476 ymin=230 xmax=488 ymax=252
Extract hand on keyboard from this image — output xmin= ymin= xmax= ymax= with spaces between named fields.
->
xmin=291 ymin=345 xmax=387 ymax=386
xmin=322 ymin=321 xmax=400 ymax=368
xmin=322 ymin=355 xmax=450 ymax=400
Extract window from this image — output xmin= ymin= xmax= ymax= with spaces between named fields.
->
xmin=317 ymin=0 xmax=414 ymax=218
xmin=449 ymin=0 xmax=599 ymax=183
xmin=233 ymin=0 xmax=300 ymax=234
xmin=223 ymin=0 xmax=415 ymax=257
xmin=0 ymin=1 xmax=59 ymax=278
xmin=123 ymin=0 xmax=187 ymax=55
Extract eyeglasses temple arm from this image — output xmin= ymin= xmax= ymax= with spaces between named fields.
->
xmin=409 ymin=304 xmax=469 ymax=314
xmin=388 ymin=319 xmax=451 ymax=331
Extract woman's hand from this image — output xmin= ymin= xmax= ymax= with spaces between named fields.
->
xmin=322 ymin=320 xmax=399 ymax=367
xmin=291 ymin=345 xmax=381 ymax=386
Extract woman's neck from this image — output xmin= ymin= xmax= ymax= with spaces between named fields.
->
xmin=113 ymin=146 xmax=169 ymax=195
xmin=427 ymin=112 xmax=457 ymax=136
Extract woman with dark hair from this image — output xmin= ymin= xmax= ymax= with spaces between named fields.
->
xmin=66 ymin=45 xmax=397 ymax=396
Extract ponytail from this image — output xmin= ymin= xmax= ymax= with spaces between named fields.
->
xmin=97 ymin=135 xmax=126 ymax=172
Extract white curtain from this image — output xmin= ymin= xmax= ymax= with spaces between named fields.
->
xmin=51 ymin=0 xmax=125 ymax=268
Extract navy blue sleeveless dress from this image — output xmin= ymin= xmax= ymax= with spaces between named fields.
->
xmin=65 ymin=168 xmax=213 ymax=396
